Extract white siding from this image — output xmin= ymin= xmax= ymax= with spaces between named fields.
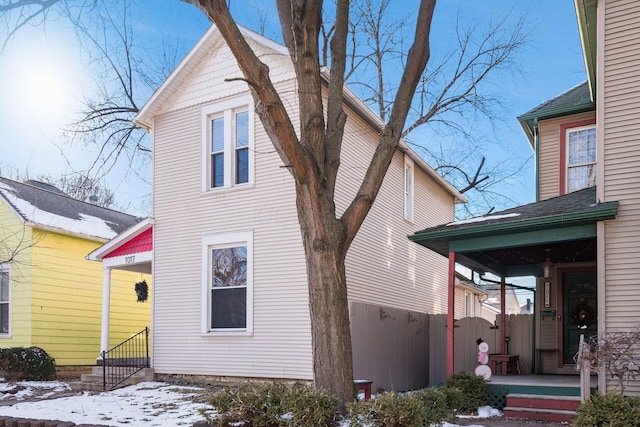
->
xmin=150 ymin=38 xmax=456 ymax=380
xmin=337 ymin=107 xmax=454 ymax=314
xmin=600 ymin=0 xmax=640 ymax=395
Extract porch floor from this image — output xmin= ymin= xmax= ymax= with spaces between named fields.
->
xmin=487 ymin=374 xmax=597 ymax=389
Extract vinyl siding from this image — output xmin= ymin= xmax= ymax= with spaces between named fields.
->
xmin=29 ymin=229 xmax=151 ymax=365
xmin=0 ymin=202 xmax=33 ymax=346
xmin=600 ymin=0 xmax=640 ymax=395
xmin=152 ymin=68 xmax=312 ymax=379
xmin=338 ymin=109 xmax=453 ymax=314
xmin=151 ymin=40 xmax=456 ymax=380
xmin=537 ymin=111 xmax=595 ymax=201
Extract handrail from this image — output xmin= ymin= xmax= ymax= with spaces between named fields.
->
xmin=101 ymin=327 xmax=150 ymax=391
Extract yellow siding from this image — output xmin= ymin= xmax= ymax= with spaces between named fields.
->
xmin=30 ymin=229 xmax=151 ymax=366
xmin=537 ymin=111 xmax=596 ymax=201
xmin=600 ymin=0 xmax=640 ymax=395
xmin=0 ymin=202 xmax=33 ymax=347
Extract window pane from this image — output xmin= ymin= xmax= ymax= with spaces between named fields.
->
xmin=236 ymin=148 xmax=249 ymax=184
xmin=212 ymin=117 xmax=225 ymax=152
xmin=0 ymin=272 xmax=8 ymax=302
xmin=568 ymin=128 xmax=596 ymax=165
xmin=211 ymin=287 xmax=246 ymax=329
xmin=568 ymin=164 xmax=596 ymax=192
xmin=212 ymin=153 xmax=224 ymax=187
xmin=0 ymin=303 xmax=7 ymax=333
xmin=236 ymin=111 xmax=248 ymax=148
xmin=212 ymin=246 xmax=247 ymax=288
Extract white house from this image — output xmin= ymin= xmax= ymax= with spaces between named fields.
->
xmin=92 ymin=24 xmax=464 ymax=392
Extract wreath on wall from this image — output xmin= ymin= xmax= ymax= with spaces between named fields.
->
xmin=570 ymin=298 xmax=594 ymax=329
xmin=135 ymin=280 xmax=148 ymax=303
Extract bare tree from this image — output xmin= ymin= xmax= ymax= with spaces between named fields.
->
xmin=33 ymin=173 xmax=116 ymax=207
xmin=184 ymin=0 xmax=437 ymax=407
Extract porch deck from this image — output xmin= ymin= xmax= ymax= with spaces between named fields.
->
xmin=485 ymin=374 xmax=597 ymax=409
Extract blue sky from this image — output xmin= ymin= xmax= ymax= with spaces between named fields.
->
xmin=0 ymin=1 xmax=586 ymax=217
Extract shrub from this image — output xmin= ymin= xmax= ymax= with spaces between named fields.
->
xmin=203 ymin=382 xmax=339 ymax=427
xmin=0 ymin=346 xmax=56 ymax=381
xmin=444 ymin=371 xmax=487 ymax=414
xmin=573 ymin=392 xmax=640 ymax=427
xmin=348 ymin=391 xmax=428 ymax=427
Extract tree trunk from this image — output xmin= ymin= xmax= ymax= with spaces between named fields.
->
xmin=296 ymin=180 xmax=354 ymax=409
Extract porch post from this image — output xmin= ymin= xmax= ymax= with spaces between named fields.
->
xmin=500 ymin=276 xmax=506 ymax=354
xmin=447 ymin=251 xmax=456 ymax=377
xmin=100 ymin=267 xmax=112 ymax=356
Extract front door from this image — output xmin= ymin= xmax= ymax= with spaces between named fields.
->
xmin=561 ymin=271 xmax=597 ymax=365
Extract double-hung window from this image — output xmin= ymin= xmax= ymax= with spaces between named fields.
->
xmin=404 ymin=155 xmax=414 ymax=222
xmin=0 ymin=265 xmax=10 ymax=336
xmin=566 ymin=125 xmax=596 ymax=193
xmin=202 ymin=232 xmax=253 ymax=334
xmin=203 ymin=95 xmax=254 ymax=191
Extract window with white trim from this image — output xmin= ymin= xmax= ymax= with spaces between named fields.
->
xmin=0 ymin=265 xmax=10 ymax=336
xmin=566 ymin=125 xmax=596 ymax=193
xmin=202 ymin=232 xmax=253 ymax=334
xmin=203 ymin=96 xmax=254 ymax=191
xmin=404 ymin=155 xmax=414 ymax=222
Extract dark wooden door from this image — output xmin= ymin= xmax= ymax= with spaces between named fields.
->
xmin=562 ymin=271 xmax=597 ymax=364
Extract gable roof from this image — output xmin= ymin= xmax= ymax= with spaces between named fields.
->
xmin=517 ymin=81 xmax=594 ymax=145
xmin=0 ymin=177 xmax=140 ymax=241
xmin=409 ymin=186 xmax=618 ymax=275
xmin=134 ymin=24 xmax=465 ymax=204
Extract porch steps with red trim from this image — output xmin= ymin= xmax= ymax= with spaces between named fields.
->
xmin=503 ymin=393 xmax=581 ymax=423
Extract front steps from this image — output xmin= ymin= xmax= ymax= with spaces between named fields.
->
xmin=503 ymin=393 xmax=582 ymax=423
xmin=70 ymin=366 xmax=155 ymax=392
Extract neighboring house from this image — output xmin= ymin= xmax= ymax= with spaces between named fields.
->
xmin=454 ymin=273 xmax=487 ymax=320
xmin=0 ymin=177 xmax=151 ymax=368
xmin=411 ymin=0 xmax=640 ymax=395
xmin=90 ymin=24 xmax=464 ymax=392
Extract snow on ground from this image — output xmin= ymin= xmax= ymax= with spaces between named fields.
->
xmin=0 ymin=381 xmax=213 ymax=426
xmin=0 ymin=381 xmax=502 ymax=426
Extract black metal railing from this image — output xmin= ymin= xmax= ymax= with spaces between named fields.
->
xmin=101 ymin=327 xmax=149 ymax=390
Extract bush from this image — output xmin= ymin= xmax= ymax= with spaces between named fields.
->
xmin=203 ymin=382 xmax=339 ymax=427
xmin=348 ymin=387 xmax=460 ymax=427
xmin=0 ymin=346 xmax=56 ymax=381
xmin=444 ymin=371 xmax=487 ymax=414
xmin=574 ymin=392 xmax=640 ymax=427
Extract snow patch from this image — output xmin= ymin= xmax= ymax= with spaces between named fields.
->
xmin=447 ymin=213 xmax=520 ymax=226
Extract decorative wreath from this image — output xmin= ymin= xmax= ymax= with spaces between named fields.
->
xmin=135 ymin=280 xmax=148 ymax=303
xmin=570 ymin=299 xmax=594 ymax=329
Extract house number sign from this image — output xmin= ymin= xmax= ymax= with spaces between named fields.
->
xmin=125 ymin=255 xmax=136 ymax=264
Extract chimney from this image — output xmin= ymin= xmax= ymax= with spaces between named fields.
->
xmin=526 ymin=298 xmax=531 ymax=312
xmin=88 ymin=195 xmax=99 ymax=205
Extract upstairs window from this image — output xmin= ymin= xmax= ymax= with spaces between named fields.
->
xmin=203 ymin=96 xmax=254 ymax=191
xmin=404 ymin=155 xmax=414 ymax=222
xmin=0 ymin=266 xmax=10 ymax=336
xmin=566 ymin=125 xmax=596 ymax=193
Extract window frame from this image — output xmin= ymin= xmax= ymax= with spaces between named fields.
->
xmin=559 ymin=119 xmax=596 ymax=195
xmin=202 ymin=95 xmax=255 ymax=192
xmin=404 ymin=155 xmax=415 ymax=222
xmin=201 ymin=231 xmax=253 ymax=336
xmin=0 ymin=264 xmax=11 ymax=338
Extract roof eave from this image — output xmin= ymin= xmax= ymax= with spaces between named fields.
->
xmin=575 ymin=0 xmax=597 ymax=99
xmin=409 ymin=200 xmax=618 ymax=242
xmin=86 ymin=217 xmax=154 ymax=261
xmin=517 ymin=102 xmax=595 ymax=147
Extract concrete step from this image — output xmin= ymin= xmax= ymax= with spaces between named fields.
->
xmin=502 ymin=406 xmax=577 ymax=424
xmin=71 ymin=368 xmax=154 ymax=392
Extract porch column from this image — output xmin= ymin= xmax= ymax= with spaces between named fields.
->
xmin=100 ymin=266 xmax=112 ymax=356
xmin=500 ymin=276 xmax=506 ymax=354
xmin=447 ymin=251 xmax=456 ymax=377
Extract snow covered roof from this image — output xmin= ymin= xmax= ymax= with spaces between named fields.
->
xmin=0 ymin=176 xmax=140 ymax=241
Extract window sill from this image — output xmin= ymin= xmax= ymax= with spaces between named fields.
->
xmin=201 ymin=183 xmax=255 ymax=196
xmin=201 ymin=330 xmax=253 ymax=337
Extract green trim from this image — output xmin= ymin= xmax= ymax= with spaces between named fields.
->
xmin=576 ymin=0 xmax=597 ymax=98
xmin=517 ymin=102 xmax=594 ymax=123
xmin=534 ymin=117 xmax=540 ymax=201
xmin=450 ymin=224 xmax=596 ymax=252
xmin=409 ymin=201 xmax=618 ymax=243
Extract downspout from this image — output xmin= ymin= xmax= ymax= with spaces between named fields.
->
xmin=500 ymin=276 xmax=506 ymax=355
xmin=533 ymin=117 xmax=540 ymax=202
xmin=447 ymin=252 xmax=456 ymax=377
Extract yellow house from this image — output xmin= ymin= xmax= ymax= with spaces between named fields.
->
xmin=0 ymin=177 xmax=151 ymax=368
